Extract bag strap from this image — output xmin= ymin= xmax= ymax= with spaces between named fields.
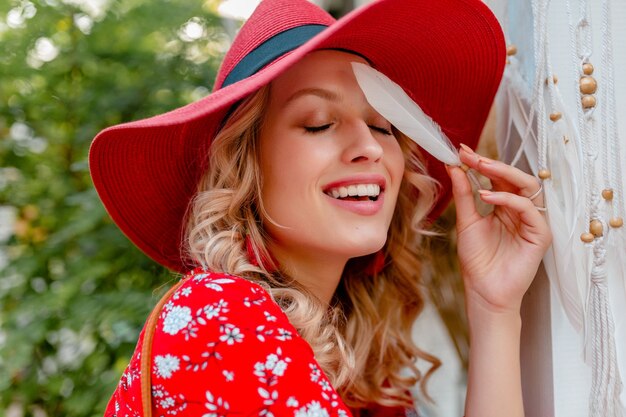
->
xmin=140 ymin=278 xmax=188 ymax=417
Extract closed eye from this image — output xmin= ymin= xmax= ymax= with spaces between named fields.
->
xmin=369 ymin=125 xmax=393 ymax=135
xmin=304 ymin=123 xmax=332 ymax=133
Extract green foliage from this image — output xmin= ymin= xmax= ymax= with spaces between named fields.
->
xmin=0 ymin=0 xmax=225 ymax=415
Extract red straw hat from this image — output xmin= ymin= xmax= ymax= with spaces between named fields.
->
xmin=89 ymin=0 xmax=505 ymax=272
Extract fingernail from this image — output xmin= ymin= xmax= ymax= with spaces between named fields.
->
xmin=459 ymin=143 xmax=474 ymax=153
xmin=478 ymin=189 xmax=492 ymax=196
xmin=478 ymin=157 xmax=493 ymax=165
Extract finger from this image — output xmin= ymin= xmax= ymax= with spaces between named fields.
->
xmin=478 ymin=190 xmax=550 ymax=242
xmin=459 ymin=145 xmax=543 ymax=203
xmin=447 ymin=165 xmax=481 ymax=228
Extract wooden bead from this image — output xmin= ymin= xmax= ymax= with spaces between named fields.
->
xmin=538 ymin=169 xmax=551 ymax=180
xmin=506 ymin=45 xmax=518 ymax=56
xmin=609 ymin=217 xmax=624 ymax=228
xmin=590 ymin=219 xmax=603 ymax=237
xmin=602 ymin=188 xmax=614 ymax=201
xmin=549 ymin=112 xmax=562 ymax=122
xmin=580 ymin=232 xmax=595 ymax=243
xmin=582 ymin=63 xmax=594 ymax=75
xmin=545 ymin=75 xmax=559 ymax=85
xmin=582 ymin=95 xmax=597 ymax=109
xmin=579 ymin=76 xmax=597 ymax=94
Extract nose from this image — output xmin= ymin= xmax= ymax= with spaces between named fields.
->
xmin=341 ymin=120 xmax=384 ymax=164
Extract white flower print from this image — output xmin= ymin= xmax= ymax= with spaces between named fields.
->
xmin=256 ymin=325 xmax=267 ymax=342
xmin=172 ymin=286 xmax=188 ymax=300
xmin=265 ymin=353 xmax=279 ymax=369
xmin=276 ymin=328 xmax=292 ymax=341
xmin=153 ymin=387 xmax=166 ymax=398
xmin=205 ymin=304 xmax=220 ymax=319
xmin=160 ymin=397 xmax=175 ymax=409
xmin=181 ymin=341 xmax=225 ymax=372
xmin=264 ymin=311 xmax=277 ymax=322
xmin=204 ymin=299 xmax=228 ymax=320
xmin=154 ymin=354 xmax=180 ymax=379
xmin=294 ymin=401 xmax=329 ymax=417
xmin=256 ymin=325 xmax=277 ymax=342
xmin=243 ymin=295 xmax=265 ymax=307
xmin=120 ymin=366 xmax=139 ymax=390
xmin=272 ymin=359 xmax=288 ymax=376
xmin=152 ymin=384 xmax=187 ymax=415
xmin=254 ymin=363 xmax=265 ymax=378
xmin=318 ymin=379 xmax=332 ymax=391
xmin=309 ymin=363 xmax=321 ymax=383
xmin=321 ymin=392 xmax=340 ymax=408
xmin=205 ymin=278 xmax=236 ymax=292
xmin=286 ymin=396 xmax=299 ymax=407
xmin=219 ymin=323 xmax=243 ymax=345
xmin=162 ymin=305 xmax=192 ymax=335
xmin=203 ymin=390 xmax=229 ymax=417
xmin=258 ymin=387 xmax=279 ymax=405
xmin=193 ymin=272 xmax=211 ymax=282
xmin=222 ymin=369 xmax=234 ymax=381
xmin=338 ymin=410 xmax=348 ymax=417
xmin=254 ymin=348 xmax=292 ymax=384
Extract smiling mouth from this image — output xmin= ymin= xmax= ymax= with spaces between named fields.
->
xmin=324 ymin=183 xmax=382 ymax=202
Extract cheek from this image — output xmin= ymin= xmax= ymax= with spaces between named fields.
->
xmin=386 ymin=141 xmax=406 ymax=189
xmin=259 ymin=135 xmax=318 ymax=219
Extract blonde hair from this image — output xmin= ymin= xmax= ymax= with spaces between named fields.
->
xmin=185 ymin=85 xmax=441 ymax=409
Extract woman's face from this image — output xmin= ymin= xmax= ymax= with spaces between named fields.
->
xmin=258 ymin=50 xmax=405 ymax=264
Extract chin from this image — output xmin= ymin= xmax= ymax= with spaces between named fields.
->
xmin=343 ymin=235 xmax=387 ymax=258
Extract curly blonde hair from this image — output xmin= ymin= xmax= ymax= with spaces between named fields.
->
xmin=185 ymin=84 xmax=441 ymax=409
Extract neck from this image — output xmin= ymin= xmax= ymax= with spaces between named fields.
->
xmin=268 ymin=244 xmax=346 ymax=305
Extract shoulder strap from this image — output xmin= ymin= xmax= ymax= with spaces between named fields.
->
xmin=140 ymin=278 xmax=188 ymax=417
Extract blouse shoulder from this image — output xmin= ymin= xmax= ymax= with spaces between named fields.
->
xmin=154 ymin=268 xmax=296 ymax=350
xmin=146 ymin=268 xmax=351 ymax=416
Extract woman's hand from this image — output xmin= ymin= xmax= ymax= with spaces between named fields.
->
xmin=448 ymin=145 xmax=552 ymax=315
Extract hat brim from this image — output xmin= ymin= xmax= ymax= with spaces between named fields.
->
xmin=89 ymin=0 xmax=505 ymax=272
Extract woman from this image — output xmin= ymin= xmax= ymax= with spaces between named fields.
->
xmin=89 ymin=0 xmax=551 ymax=416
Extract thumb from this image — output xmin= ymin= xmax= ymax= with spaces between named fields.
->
xmin=447 ymin=165 xmax=480 ymax=228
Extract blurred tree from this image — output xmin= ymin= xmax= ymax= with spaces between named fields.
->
xmin=0 ymin=0 xmax=227 ymax=415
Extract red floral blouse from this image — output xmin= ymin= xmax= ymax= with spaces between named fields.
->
xmin=104 ymin=268 xmax=412 ymax=417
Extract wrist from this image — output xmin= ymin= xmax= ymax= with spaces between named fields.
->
xmin=462 ymin=271 xmax=525 ymax=313
xmin=465 ymin=291 xmax=522 ymax=336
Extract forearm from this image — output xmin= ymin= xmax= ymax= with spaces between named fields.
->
xmin=464 ymin=295 xmax=524 ymax=417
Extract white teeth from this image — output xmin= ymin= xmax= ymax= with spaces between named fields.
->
xmin=326 ymin=183 xmax=381 ymax=199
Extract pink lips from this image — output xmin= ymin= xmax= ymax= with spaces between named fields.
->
xmin=322 ymin=174 xmax=386 ymax=216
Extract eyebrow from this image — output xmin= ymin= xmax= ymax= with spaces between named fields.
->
xmin=283 ymin=88 xmax=342 ymax=107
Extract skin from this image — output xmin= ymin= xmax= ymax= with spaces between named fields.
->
xmin=451 ymin=147 xmax=552 ymax=417
xmin=258 ymin=50 xmax=553 ymax=417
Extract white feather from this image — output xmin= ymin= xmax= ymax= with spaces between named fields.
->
xmin=351 ymin=62 xmax=460 ymax=166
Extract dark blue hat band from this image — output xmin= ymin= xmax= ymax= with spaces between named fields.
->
xmin=221 ymin=24 xmax=328 ymax=88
